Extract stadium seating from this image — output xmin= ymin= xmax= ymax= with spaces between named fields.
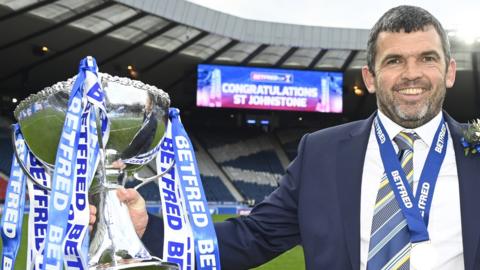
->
xmin=0 ymin=174 xmax=6 ymax=202
xmin=275 ymin=128 xmax=311 ymax=160
xmin=0 ymin=135 xmax=12 ymax=175
xmin=125 ymin=179 xmax=161 ymax=202
xmin=195 ymin=127 xmax=287 ymax=205
xmin=233 ymin=181 xmax=277 ymax=205
xmin=193 ymin=136 xmax=238 ymax=202
xmin=201 ymin=175 xmax=236 ymax=202
xmin=222 ymin=150 xmax=284 ymax=174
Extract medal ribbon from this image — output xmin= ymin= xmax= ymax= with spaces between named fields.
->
xmin=373 ymin=115 xmax=448 ymax=242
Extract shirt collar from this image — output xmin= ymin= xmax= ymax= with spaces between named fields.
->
xmin=377 ymin=110 xmax=443 ymax=148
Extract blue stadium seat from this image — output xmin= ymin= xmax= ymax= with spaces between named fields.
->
xmin=221 ymin=150 xmax=284 ymax=174
xmin=201 ymin=175 xmax=235 ymax=202
xmin=233 ymin=181 xmax=276 ymax=206
xmin=0 ymin=136 xmax=12 ymax=175
xmin=196 ymin=127 xmax=262 ymax=149
xmin=126 ymin=176 xmax=236 ymax=203
xmin=125 ymin=180 xmax=160 ymax=202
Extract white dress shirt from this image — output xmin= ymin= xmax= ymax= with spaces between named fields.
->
xmin=360 ymin=111 xmax=464 ymax=270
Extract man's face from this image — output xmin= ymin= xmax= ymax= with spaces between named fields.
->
xmin=145 ymin=95 xmax=154 ymax=114
xmin=362 ymin=25 xmax=456 ymax=128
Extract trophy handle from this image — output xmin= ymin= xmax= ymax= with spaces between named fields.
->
xmin=132 ymin=161 xmax=175 ymax=190
xmin=11 ymin=125 xmax=51 ymax=192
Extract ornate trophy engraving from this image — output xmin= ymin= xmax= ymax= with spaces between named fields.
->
xmin=12 ymin=70 xmax=178 ymax=269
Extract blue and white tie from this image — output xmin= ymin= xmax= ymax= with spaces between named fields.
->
xmin=367 ymin=132 xmax=418 ymax=270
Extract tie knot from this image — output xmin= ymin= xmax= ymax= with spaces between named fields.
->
xmin=393 ymin=131 xmax=418 ymax=152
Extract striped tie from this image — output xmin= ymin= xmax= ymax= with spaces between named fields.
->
xmin=367 ymin=131 xmax=418 ymax=270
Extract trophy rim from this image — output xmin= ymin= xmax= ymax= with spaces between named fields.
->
xmin=13 ymin=72 xmax=171 ymax=122
xmin=90 ymin=260 xmax=179 ymax=270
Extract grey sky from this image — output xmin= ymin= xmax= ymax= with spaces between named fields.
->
xmin=187 ymin=0 xmax=480 ymax=42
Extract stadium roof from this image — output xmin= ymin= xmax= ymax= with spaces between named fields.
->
xmin=0 ymin=0 xmax=479 ymax=122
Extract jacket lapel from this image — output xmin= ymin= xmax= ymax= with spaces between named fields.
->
xmin=336 ymin=113 xmax=375 ymax=270
xmin=336 ymin=112 xmax=480 ymax=269
xmin=445 ymin=113 xmax=480 ymax=270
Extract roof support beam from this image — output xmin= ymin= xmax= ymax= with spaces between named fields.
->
xmin=204 ymin=40 xmax=240 ymax=64
xmin=0 ymin=0 xmax=56 ymax=22
xmin=99 ymin=22 xmax=178 ymax=66
xmin=307 ymin=49 xmax=327 ymax=69
xmin=164 ymin=39 xmax=240 ymax=90
xmin=139 ymin=32 xmax=209 ymax=74
xmin=341 ymin=50 xmax=358 ymax=71
xmin=0 ymin=13 xmax=146 ymax=82
xmin=275 ymin=47 xmax=298 ymax=67
xmin=0 ymin=1 xmax=115 ymax=51
xmin=240 ymin=44 xmax=268 ymax=66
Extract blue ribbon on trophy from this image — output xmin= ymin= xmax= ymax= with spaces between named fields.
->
xmin=167 ymin=108 xmax=222 ymax=270
xmin=2 ymin=57 xmax=107 ymax=270
xmin=3 ymin=125 xmax=53 ymax=269
xmin=26 ymin=152 xmax=51 ymax=269
xmin=122 ymin=144 xmax=163 ymax=165
xmin=1 ymin=124 xmax=28 ymax=270
xmin=156 ymin=119 xmax=195 ymax=270
xmin=42 ymin=56 xmax=108 ymax=270
xmin=2 ymin=56 xmax=220 ymax=270
xmin=62 ymin=103 xmax=95 ymax=269
xmin=63 ymin=59 xmax=108 ymax=270
xmin=122 ymin=132 xmax=164 ymax=166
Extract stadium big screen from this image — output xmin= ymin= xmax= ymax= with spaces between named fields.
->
xmin=196 ymin=64 xmax=343 ymax=113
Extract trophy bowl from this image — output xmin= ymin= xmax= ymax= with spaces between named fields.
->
xmin=13 ymin=73 xmax=178 ymax=269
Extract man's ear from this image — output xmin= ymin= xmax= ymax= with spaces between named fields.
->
xmin=362 ymin=65 xmax=376 ymax=93
xmin=446 ymin=58 xmax=456 ymax=88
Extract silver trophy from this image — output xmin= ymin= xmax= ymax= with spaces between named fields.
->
xmin=13 ymin=73 xmax=178 ymax=269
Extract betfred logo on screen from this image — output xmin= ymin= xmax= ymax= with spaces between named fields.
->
xmin=250 ymin=72 xmax=293 ymax=83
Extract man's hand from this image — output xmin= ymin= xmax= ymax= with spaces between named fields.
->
xmin=89 ymin=204 xmax=97 ymax=232
xmin=117 ymin=188 xmax=149 ymax=238
xmin=111 ymin=159 xmax=127 ymax=170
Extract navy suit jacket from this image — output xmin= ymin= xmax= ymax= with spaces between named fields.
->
xmin=142 ymin=112 xmax=480 ymax=270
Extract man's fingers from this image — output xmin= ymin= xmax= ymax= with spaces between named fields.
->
xmin=89 ymin=204 xmax=97 ymax=215
xmin=89 ymin=206 xmax=96 ymax=224
xmin=116 ymin=187 xmax=148 ymax=237
xmin=89 ymin=213 xmax=96 ymax=225
xmin=117 ymin=187 xmax=137 ymax=202
xmin=117 ymin=188 xmax=139 ymax=203
xmin=117 ymin=188 xmax=145 ymax=210
xmin=89 ymin=204 xmax=97 ymax=233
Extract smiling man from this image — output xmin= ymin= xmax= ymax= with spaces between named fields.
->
xmin=109 ymin=5 xmax=480 ymax=270
xmin=362 ymin=18 xmax=456 ymax=129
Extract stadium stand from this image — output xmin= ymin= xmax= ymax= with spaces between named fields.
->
xmin=0 ymin=129 xmax=12 ymax=176
xmin=195 ymin=127 xmax=287 ymax=205
xmin=1 ymin=123 xmax=13 ymax=203
xmin=127 ymin=134 xmax=240 ymax=203
xmin=201 ymin=176 xmax=236 ymax=202
xmin=0 ymin=173 xmax=7 ymax=203
xmin=126 ymin=173 xmax=236 ymax=203
xmin=192 ymin=140 xmax=240 ymax=202
xmin=275 ymin=128 xmax=311 ymax=160
xmin=233 ymin=181 xmax=277 ymax=204
xmin=222 ymin=150 xmax=284 ymax=174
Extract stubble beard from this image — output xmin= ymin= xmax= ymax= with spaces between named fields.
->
xmin=375 ymin=83 xmax=446 ymax=129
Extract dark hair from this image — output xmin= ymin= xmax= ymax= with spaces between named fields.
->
xmin=366 ymin=5 xmax=451 ymax=75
